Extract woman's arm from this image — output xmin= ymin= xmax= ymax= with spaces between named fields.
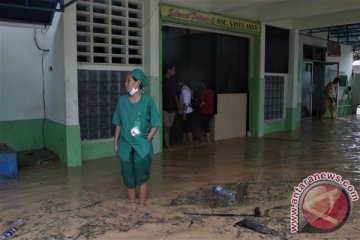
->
xmin=147 ymin=127 xmax=159 ymax=141
xmin=114 ymin=126 xmax=121 ymax=153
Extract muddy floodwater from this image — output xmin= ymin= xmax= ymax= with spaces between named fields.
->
xmin=1 ymin=117 xmax=360 ymax=239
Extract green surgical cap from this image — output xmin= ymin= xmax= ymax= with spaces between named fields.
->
xmin=130 ymin=68 xmax=148 ymax=88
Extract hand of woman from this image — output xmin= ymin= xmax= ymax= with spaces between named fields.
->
xmin=114 ymin=144 xmax=118 ymax=154
xmin=177 ymin=103 xmax=183 ymax=114
xmin=183 ymin=113 xmax=186 ymax=120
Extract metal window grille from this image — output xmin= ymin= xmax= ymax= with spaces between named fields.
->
xmin=76 ymin=0 xmax=143 ymax=65
xmin=264 ymin=75 xmax=285 ymax=120
xmin=78 ymin=70 xmax=128 ymax=140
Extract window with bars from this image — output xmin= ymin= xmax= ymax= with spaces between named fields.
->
xmin=78 ymin=70 xmax=128 ymax=140
xmin=76 ymin=0 xmax=143 ymax=65
xmin=264 ymin=75 xmax=285 ymax=120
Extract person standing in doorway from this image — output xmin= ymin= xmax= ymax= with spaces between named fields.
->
xmin=179 ymin=80 xmax=194 ymax=147
xmin=200 ymin=82 xmax=215 ymax=143
xmin=162 ymin=65 xmax=179 ymax=148
xmin=320 ymin=76 xmax=340 ymax=120
xmin=112 ymin=68 xmax=161 ymax=204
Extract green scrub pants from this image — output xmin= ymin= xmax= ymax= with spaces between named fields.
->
xmin=120 ymin=148 xmax=151 ymax=188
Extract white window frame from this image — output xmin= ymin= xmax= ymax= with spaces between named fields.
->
xmin=264 ymin=73 xmax=287 ymax=121
xmin=76 ymin=0 xmax=144 ymax=67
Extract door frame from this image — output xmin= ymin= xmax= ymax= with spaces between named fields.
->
xmin=301 ymin=60 xmax=339 ymax=119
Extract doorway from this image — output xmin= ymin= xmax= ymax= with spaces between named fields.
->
xmin=301 ymin=61 xmax=339 ymax=119
xmin=162 ymin=25 xmax=250 ymax=146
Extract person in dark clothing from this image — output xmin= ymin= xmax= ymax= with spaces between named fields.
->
xmin=162 ymin=65 xmax=179 ymax=148
xmin=200 ymin=82 xmax=215 ymax=143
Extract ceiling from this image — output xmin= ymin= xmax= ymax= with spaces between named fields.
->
xmin=160 ymin=0 xmax=360 ymax=24
xmin=1 ymin=0 xmax=360 ymax=49
xmin=300 ymin=24 xmax=360 ymax=50
xmin=0 ymin=0 xmax=76 ymax=27
xmin=160 ymin=0 xmax=360 ymax=49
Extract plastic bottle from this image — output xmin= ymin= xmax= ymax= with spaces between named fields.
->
xmin=0 ymin=219 xmax=25 ymax=240
xmin=214 ymin=185 xmax=237 ymax=201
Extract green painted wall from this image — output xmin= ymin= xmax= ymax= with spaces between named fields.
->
xmin=337 ymin=99 xmax=352 ymax=117
xmin=0 ymin=119 xmax=44 ymax=151
xmin=64 ymin=124 xmax=82 ymax=167
xmin=160 ymin=4 xmax=261 ymax=36
xmin=81 ymin=140 xmax=113 ymax=161
xmin=264 ymin=104 xmax=301 ymax=134
xmin=249 ymin=37 xmax=262 ymax=136
xmin=264 ymin=119 xmax=286 ymax=134
xmin=0 ymin=119 xmax=81 ymax=166
xmin=44 ymin=119 xmax=81 ymax=167
xmin=285 ymin=104 xmax=301 ymax=131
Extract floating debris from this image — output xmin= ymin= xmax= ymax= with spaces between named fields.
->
xmin=184 ymin=207 xmax=261 ymax=218
xmin=170 ymin=183 xmax=248 ymax=207
xmin=234 ymin=218 xmax=275 ymax=234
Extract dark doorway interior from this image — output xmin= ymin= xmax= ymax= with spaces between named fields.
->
xmin=162 ymin=25 xmax=249 ymax=145
xmin=301 ymin=61 xmax=339 ymax=119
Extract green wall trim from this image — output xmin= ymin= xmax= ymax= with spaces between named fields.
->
xmin=44 ymin=119 xmax=81 ymax=167
xmin=81 ymin=140 xmax=114 ymax=161
xmin=44 ymin=119 xmax=64 ymax=163
xmin=285 ymin=104 xmax=301 ymax=131
xmin=0 ymin=119 xmax=81 ymax=167
xmin=264 ymin=119 xmax=286 ymax=134
xmin=65 ymin=125 xmax=82 ymax=167
xmin=0 ymin=119 xmax=44 ymax=151
xmin=337 ymin=99 xmax=352 ymax=117
xmin=80 ymin=136 xmax=162 ymax=161
xmin=160 ymin=4 xmax=261 ymax=36
xmin=264 ymin=105 xmax=301 ymax=134
xmin=248 ymin=37 xmax=262 ymax=137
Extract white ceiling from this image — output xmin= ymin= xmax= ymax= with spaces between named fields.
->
xmin=159 ymin=0 xmax=360 ymax=29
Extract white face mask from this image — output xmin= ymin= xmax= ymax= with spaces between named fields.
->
xmin=129 ymin=87 xmax=138 ymax=96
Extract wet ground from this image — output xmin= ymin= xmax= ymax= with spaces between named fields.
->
xmin=1 ymin=116 xmax=360 ymax=239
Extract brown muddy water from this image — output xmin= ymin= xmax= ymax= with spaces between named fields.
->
xmin=1 ymin=117 xmax=360 ymax=239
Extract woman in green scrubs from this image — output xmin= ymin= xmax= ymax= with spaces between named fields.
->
xmin=112 ymin=68 xmax=161 ymax=204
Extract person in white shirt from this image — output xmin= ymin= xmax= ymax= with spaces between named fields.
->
xmin=179 ymin=81 xmax=194 ymax=146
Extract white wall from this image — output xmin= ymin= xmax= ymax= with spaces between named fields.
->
xmin=298 ymin=35 xmax=353 ymax=104
xmin=287 ymin=29 xmax=299 ymax=109
xmin=300 ymin=35 xmax=353 ymax=77
xmin=0 ymin=13 xmax=66 ymax=124
xmin=145 ymin=0 xmax=161 ymax=153
xmin=214 ymin=93 xmax=247 ymax=140
xmin=63 ymin=4 xmax=79 ymax=126
xmin=44 ymin=12 xmax=66 ymax=124
xmin=0 ymin=27 xmax=44 ymax=121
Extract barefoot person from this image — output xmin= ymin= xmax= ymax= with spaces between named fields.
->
xmin=200 ymin=82 xmax=215 ymax=143
xmin=320 ymin=77 xmax=340 ymax=120
xmin=162 ymin=65 xmax=178 ymax=148
xmin=112 ymin=68 xmax=161 ymax=204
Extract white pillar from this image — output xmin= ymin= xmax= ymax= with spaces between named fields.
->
xmin=145 ymin=0 xmax=161 ymax=153
xmin=63 ymin=3 xmax=79 ymax=126
xmin=288 ymin=29 xmax=299 ymax=109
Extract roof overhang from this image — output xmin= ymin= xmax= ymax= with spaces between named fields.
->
xmin=0 ymin=0 xmax=77 ymax=28
xmin=300 ymin=24 xmax=360 ymax=51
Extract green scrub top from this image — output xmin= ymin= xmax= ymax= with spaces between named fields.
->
xmin=112 ymin=93 xmax=161 ymax=161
